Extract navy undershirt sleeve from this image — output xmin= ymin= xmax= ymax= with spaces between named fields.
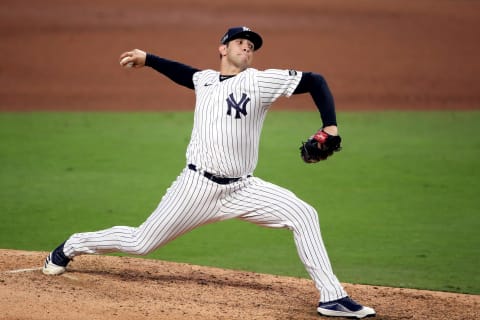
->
xmin=145 ymin=53 xmax=199 ymax=90
xmin=293 ymin=72 xmax=337 ymax=127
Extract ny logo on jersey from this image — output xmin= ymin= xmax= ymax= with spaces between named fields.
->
xmin=226 ymin=93 xmax=250 ymax=119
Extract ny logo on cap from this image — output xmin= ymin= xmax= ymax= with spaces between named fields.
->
xmin=226 ymin=93 xmax=250 ymax=119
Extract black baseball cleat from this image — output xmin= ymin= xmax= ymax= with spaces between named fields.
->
xmin=42 ymin=241 xmax=71 ymax=275
xmin=317 ymin=296 xmax=376 ymax=318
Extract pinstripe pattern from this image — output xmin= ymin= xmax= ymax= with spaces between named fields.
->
xmin=62 ymin=67 xmax=348 ymax=303
xmin=221 ymin=177 xmax=347 ymax=301
xmin=187 ymin=68 xmax=301 ymax=178
xmin=65 ymin=169 xmax=346 ymax=301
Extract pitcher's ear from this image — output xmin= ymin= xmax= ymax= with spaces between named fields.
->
xmin=219 ymin=44 xmax=227 ymax=56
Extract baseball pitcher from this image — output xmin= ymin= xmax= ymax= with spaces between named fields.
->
xmin=43 ymin=26 xmax=375 ymax=318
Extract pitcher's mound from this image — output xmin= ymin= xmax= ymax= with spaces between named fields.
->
xmin=0 ymin=249 xmax=477 ymax=319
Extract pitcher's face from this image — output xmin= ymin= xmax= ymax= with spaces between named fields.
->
xmin=220 ymin=38 xmax=255 ymax=71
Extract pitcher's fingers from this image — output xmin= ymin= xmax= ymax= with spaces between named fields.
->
xmin=120 ymin=56 xmax=132 ymax=67
xmin=119 ymin=51 xmax=133 ymax=61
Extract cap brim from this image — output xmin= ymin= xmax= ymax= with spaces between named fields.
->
xmin=227 ymin=31 xmax=263 ymax=51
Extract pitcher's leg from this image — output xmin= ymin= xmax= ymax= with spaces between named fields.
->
xmin=288 ymin=204 xmax=347 ymax=302
xmin=64 ymin=226 xmax=149 ymax=257
xmin=228 ymin=178 xmax=347 ymax=302
xmin=64 ymin=169 xmax=222 ymax=258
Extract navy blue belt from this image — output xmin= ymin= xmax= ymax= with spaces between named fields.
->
xmin=188 ymin=164 xmax=250 ymax=185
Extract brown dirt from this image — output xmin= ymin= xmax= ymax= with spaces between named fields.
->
xmin=1 ymin=250 xmax=479 ymax=320
xmin=1 ymin=0 xmax=479 ymax=111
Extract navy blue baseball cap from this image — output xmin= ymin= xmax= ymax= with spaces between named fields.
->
xmin=220 ymin=26 xmax=263 ymax=51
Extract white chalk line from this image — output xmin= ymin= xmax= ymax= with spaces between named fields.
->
xmin=3 ymin=267 xmax=79 ymax=280
xmin=4 ymin=267 xmax=42 ymax=274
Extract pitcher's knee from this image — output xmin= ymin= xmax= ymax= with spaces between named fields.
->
xmin=128 ymin=228 xmax=171 ymax=256
xmin=131 ymin=245 xmax=154 ymax=256
xmin=126 ymin=238 xmax=157 ymax=255
xmin=123 ymin=229 xmax=158 ymax=256
xmin=292 ymin=205 xmax=320 ymax=229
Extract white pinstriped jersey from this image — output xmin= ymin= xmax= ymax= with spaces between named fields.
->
xmin=186 ymin=68 xmax=302 ymax=177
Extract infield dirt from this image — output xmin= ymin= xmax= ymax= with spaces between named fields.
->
xmin=1 ymin=250 xmax=479 ymax=320
xmin=1 ymin=0 xmax=479 ymax=112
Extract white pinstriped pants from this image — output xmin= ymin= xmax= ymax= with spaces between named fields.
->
xmin=64 ymin=167 xmax=347 ymax=302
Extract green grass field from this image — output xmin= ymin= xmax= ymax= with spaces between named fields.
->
xmin=0 ymin=111 xmax=479 ymax=294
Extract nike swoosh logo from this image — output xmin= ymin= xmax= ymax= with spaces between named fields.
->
xmin=204 ymin=83 xmax=213 ymax=86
